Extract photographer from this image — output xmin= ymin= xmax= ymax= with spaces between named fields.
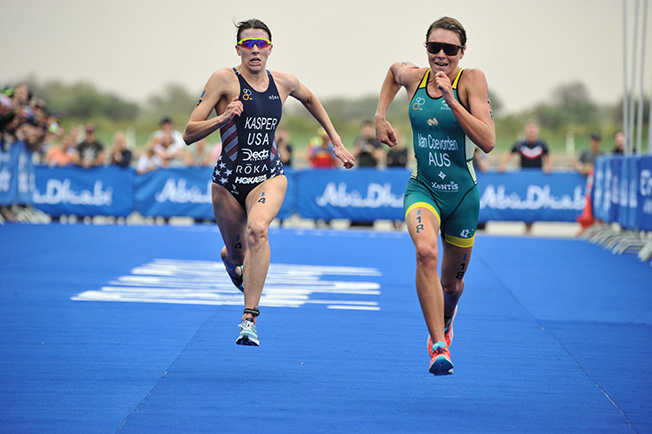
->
xmin=75 ymin=123 xmax=105 ymax=168
xmin=352 ymin=120 xmax=384 ymax=167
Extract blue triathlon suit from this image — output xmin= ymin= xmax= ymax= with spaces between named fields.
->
xmin=212 ymin=68 xmax=284 ymax=208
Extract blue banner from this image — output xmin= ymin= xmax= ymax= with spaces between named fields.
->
xmin=134 ymin=167 xmax=295 ymax=219
xmin=610 ymin=157 xmax=623 ymax=224
xmin=627 ymin=157 xmax=638 ymax=230
xmin=592 ymin=155 xmax=652 ymax=231
xmin=279 ymin=168 xmax=295 ymax=220
xmin=25 ymin=165 xmax=642 ymax=226
xmin=477 ymin=171 xmax=585 ymax=223
xmin=292 ymin=169 xmax=586 ymax=223
xmin=638 ymin=156 xmax=652 ymax=231
xmin=0 ymin=142 xmax=15 ymax=205
xmin=295 ymin=168 xmax=408 ymax=221
xmin=0 ymin=141 xmax=35 ymax=205
xmin=593 ymin=157 xmax=608 ymax=222
xmin=616 ymin=157 xmax=631 ymax=229
xmin=33 ymin=165 xmax=134 ymax=217
xmin=134 ymin=167 xmax=213 ymax=218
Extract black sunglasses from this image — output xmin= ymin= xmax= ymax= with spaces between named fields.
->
xmin=426 ymin=42 xmax=464 ymax=56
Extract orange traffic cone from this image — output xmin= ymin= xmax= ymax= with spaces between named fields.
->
xmin=576 ymin=168 xmax=595 ymax=233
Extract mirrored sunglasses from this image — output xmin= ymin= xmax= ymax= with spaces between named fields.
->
xmin=238 ymin=38 xmax=272 ymax=49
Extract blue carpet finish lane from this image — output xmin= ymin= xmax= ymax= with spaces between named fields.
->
xmin=0 ymin=225 xmax=218 ymax=433
xmin=472 ymin=236 xmax=652 ymax=433
xmin=0 ymin=224 xmax=650 ymax=433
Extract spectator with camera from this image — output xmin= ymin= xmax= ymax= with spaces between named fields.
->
xmin=75 ymin=123 xmax=105 ymax=168
xmin=352 ymin=120 xmax=384 ymax=167
xmin=108 ymin=132 xmax=133 ymax=168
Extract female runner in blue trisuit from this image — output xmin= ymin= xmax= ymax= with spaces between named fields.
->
xmin=184 ymin=19 xmax=354 ymax=346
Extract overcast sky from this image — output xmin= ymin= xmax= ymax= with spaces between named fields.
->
xmin=1 ymin=0 xmax=650 ymax=115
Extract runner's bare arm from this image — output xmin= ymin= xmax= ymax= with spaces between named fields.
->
xmin=443 ymin=68 xmax=495 ymax=154
xmin=281 ymin=73 xmax=354 ymax=169
xmin=183 ymin=69 xmax=242 ymax=145
xmin=375 ymin=62 xmax=420 ymax=147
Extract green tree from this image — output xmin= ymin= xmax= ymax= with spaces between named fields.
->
xmin=551 ymin=81 xmax=599 ymax=126
xmin=533 ymin=102 xmax=565 ymax=131
xmin=104 ymin=94 xmax=140 ymax=122
xmin=609 ymin=95 xmax=650 ymax=125
xmin=29 ymin=78 xmax=139 ymax=122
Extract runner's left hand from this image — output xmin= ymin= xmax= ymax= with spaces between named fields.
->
xmin=333 ymin=143 xmax=355 ymax=169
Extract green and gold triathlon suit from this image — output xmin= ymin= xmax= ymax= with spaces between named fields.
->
xmin=404 ymin=68 xmax=479 ymax=248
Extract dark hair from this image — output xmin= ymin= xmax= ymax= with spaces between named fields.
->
xmin=426 ymin=17 xmax=467 ymax=46
xmin=236 ymin=19 xmax=272 ymax=42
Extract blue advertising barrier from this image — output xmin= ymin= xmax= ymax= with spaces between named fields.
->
xmin=592 ymin=155 xmax=652 ymax=232
xmin=477 ymin=170 xmax=585 ymax=223
xmin=33 ymin=165 xmax=134 ymax=217
xmin=27 ymin=165 xmax=591 ymax=223
xmin=0 ymin=141 xmax=35 ymax=206
xmin=295 ymin=168 xmax=408 ymax=221
xmin=593 ymin=157 xmax=609 ymax=222
xmin=636 ymin=156 xmax=652 ymax=231
xmin=133 ymin=167 xmax=295 ymax=219
xmin=294 ymin=169 xmax=586 ymax=223
xmin=134 ymin=167 xmax=213 ymax=219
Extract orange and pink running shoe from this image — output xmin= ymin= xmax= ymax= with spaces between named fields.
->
xmin=428 ymin=341 xmax=453 ymax=376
